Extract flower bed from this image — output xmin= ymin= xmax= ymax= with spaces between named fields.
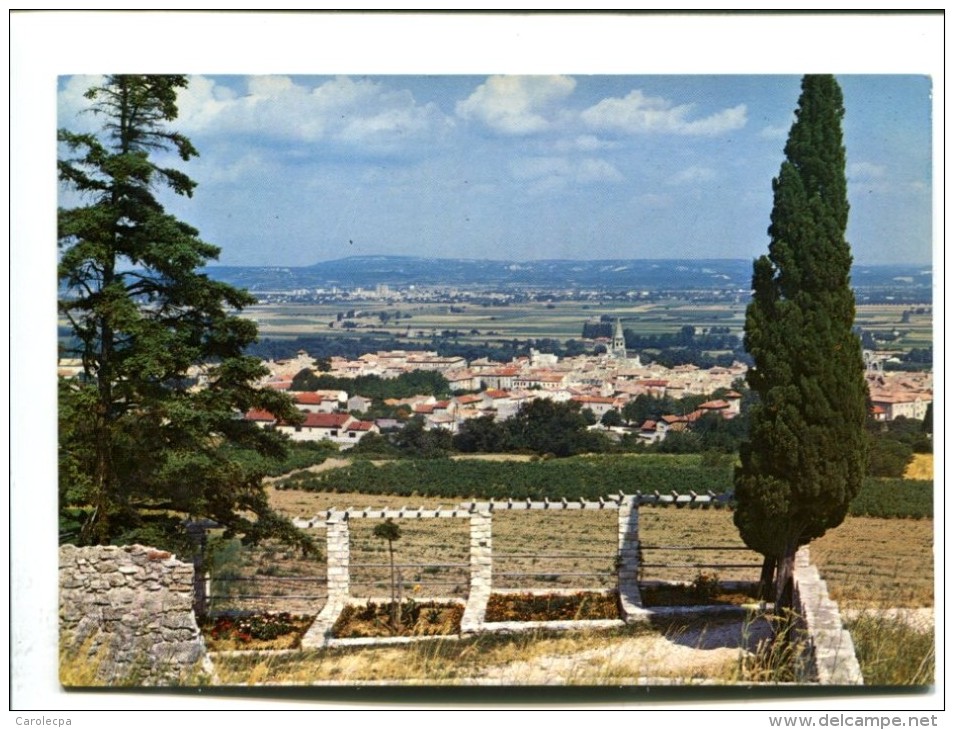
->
xmin=331 ymin=600 xmax=464 ymax=639
xmin=202 ymin=612 xmax=314 ymax=651
xmin=484 ymin=591 xmax=620 ymax=622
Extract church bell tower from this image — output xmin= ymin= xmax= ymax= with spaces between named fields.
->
xmin=611 ymin=317 xmax=627 ymax=359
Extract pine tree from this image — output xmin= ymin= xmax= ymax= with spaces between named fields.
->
xmin=733 ymin=75 xmax=869 ymax=610
xmin=58 ymin=75 xmax=310 ymax=552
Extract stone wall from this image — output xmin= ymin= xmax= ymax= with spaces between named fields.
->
xmin=59 ymin=544 xmax=210 ymax=686
xmin=793 ymin=546 xmax=864 ymax=685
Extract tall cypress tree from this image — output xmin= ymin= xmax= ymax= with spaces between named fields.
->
xmin=734 ymin=75 xmax=868 ymax=610
xmin=58 ymin=76 xmax=309 ymax=552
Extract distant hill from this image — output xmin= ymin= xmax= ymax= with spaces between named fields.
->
xmin=204 ymin=255 xmax=932 ymax=295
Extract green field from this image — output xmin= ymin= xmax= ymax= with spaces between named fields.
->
xmin=245 ymin=298 xmax=750 ymax=346
xmin=242 ymin=299 xmax=932 ymax=353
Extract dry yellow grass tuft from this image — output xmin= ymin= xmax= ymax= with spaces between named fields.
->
xmin=905 ymin=453 xmax=933 ymax=480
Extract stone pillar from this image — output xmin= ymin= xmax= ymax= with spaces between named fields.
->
xmin=461 ymin=510 xmax=492 ymax=633
xmin=300 ymin=516 xmax=351 ymax=649
xmin=325 ymin=516 xmax=351 ymax=605
xmin=617 ymin=495 xmax=644 ymax=621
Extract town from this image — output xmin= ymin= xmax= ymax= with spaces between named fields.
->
xmin=236 ymin=316 xmax=932 ymax=450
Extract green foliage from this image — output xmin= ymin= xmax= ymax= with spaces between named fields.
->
xmin=391 ymin=417 xmax=454 ymax=459
xmin=864 ymin=413 xmax=930 ymax=480
xmin=506 ymin=400 xmax=609 ymax=457
xmin=349 ymin=432 xmax=404 ymax=458
xmin=373 ymin=517 xmax=403 ymax=631
xmin=373 ymin=517 xmax=402 ymax=543
xmin=279 ymin=456 xmax=929 ymax=519
xmin=290 ymin=368 xmax=451 ymax=400
xmin=656 ymin=430 xmax=703 ymax=454
xmin=58 ymin=75 xmax=311 ymax=553
xmin=883 ymin=416 xmax=932 ymax=453
xmin=848 ymin=479 xmax=932 ymax=519
xmin=866 ymin=432 xmax=914 ymax=478
xmin=734 ymin=76 xmax=869 ymax=570
xmin=223 ymin=440 xmax=337 ymax=478
xmin=453 ymin=415 xmax=511 ymax=454
xmin=277 ymin=454 xmax=735 ymax=500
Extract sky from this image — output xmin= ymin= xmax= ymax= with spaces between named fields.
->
xmin=56 ymin=72 xmax=933 ymax=268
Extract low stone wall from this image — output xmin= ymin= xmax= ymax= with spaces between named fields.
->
xmin=793 ymin=547 xmax=864 ymax=685
xmin=59 ymin=544 xmax=210 ymax=686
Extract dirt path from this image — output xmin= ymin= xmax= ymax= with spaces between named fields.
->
xmin=464 ymin=608 xmax=934 ymax=685
xmin=468 ymin=615 xmax=776 ymax=685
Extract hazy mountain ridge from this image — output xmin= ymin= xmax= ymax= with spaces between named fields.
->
xmin=204 ymin=256 xmax=932 ymax=293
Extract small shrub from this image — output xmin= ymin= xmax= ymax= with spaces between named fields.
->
xmin=691 ymin=571 xmax=721 ymax=601
xmin=203 ymin=612 xmax=312 ymax=650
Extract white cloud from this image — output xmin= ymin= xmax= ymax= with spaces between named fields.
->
xmin=173 ymin=75 xmax=451 ymax=148
xmin=196 ymin=150 xmax=269 ymax=185
xmin=848 ymin=161 xmax=887 ymax=181
xmin=638 ymin=192 xmax=673 ymax=208
xmin=669 ymin=165 xmax=717 ymax=185
xmin=456 ymin=75 xmax=576 ymax=135
xmin=510 ymin=155 xmax=623 ymax=192
xmin=847 ymin=161 xmax=891 ymax=194
xmin=57 ymin=75 xmax=106 ymax=132
xmin=582 ymin=89 xmax=746 ymax=136
xmin=553 ymin=134 xmax=615 ymax=153
xmin=577 ymin=158 xmax=624 ymax=183
xmin=511 ymin=156 xmax=571 ymax=181
xmin=759 ymin=123 xmax=789 ymax=140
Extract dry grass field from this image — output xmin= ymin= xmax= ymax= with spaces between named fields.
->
xmin=261 ymin=479 xmax=934 ymax=610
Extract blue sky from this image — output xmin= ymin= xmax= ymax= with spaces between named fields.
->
xmin=57 ymin=73 xmax=932 ymax=268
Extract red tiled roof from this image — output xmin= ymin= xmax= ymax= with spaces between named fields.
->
xmin=300 ymin=412 xmax=352 ymax=429
xmin=263 ymin=381 xmax=291 ymax=390
xmin=293 ymin=392 xmax=324 ymax=404
xmin=246 ymin=409 xmax=277 ymax=422
xmin=446 ymin=371 xmax=476 ymax=381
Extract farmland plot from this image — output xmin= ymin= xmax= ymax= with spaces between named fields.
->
xmin=264 ymin=485 xmax=934 ymax=609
